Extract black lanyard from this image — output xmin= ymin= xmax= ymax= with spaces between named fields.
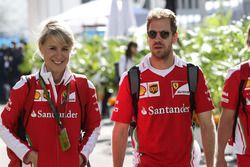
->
xmin=39 ymin=74 xmax=70 ymax=129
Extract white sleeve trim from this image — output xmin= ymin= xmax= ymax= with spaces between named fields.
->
xmin=81 ymin=126 xmax=101 ymax=160
xmin=0 ymin=118 xmax=30 ymax=161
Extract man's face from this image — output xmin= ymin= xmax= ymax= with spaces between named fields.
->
xmin=147 ymin=18 xmax=177 ymax=59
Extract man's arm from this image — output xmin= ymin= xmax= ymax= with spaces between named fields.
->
xmin=197 ymin=111 xmax=216 ymax=167
xmin=112 ymin=122 xmax=130 ymax=167
xmin=215 ymin=108 xmax=235 ymax=167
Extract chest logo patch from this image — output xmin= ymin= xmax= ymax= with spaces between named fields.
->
xmin=245 ymin=80 xmax=250 ymax=90
xmin=171 ymin=81 xmax=189 ymax=98
xmin=172 ymin=82 xmax=179 ymax=90
xmin=149 ymin=83 xmax=158 ymax=94
xmin=34 ymin=91 xmax=41 ymax=100
xmin=34 ymin=89 xmax=49 ymax=102
xmin=140 ymin=85 xmax=147 ymax=96
xmin=139 ymin=81 xmax=160 ymax=98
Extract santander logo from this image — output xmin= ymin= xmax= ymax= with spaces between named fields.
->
xmin=140 ymin=104 xmax=190 ymax=116
xmin=30 ymin=110 xmax=78 ymax=119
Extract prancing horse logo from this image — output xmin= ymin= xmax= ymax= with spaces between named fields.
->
xmin=173 ymin=82 xmax=179 ymax=90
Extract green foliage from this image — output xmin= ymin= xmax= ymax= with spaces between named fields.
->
xmin=70 ymin=36 xmax=130 ymax=92
xmin=19 ymin=14 xmax=250 ymax=113
xmin=18 ymin=43 xmax=43 ymax=74
xmin=176 ymin=15 xmax=250 ymax=113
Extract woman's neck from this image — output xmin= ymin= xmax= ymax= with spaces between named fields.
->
xmin=52 ymin=72 xmax=64 ymax=84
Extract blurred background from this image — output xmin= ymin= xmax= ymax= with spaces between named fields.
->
xmin=1 ymin=0 xmax=250 ymax=166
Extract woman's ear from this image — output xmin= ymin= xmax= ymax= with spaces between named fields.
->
xmin=39 ymin=42 xmax=44 ymax=55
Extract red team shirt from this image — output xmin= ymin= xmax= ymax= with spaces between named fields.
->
xmin=221 ymin=62 xmax=250 ymax=156
xmin=112 ymin=54 xmax=214 ymax=167
xmin=0 ymin=64 xmax=101 ymax=167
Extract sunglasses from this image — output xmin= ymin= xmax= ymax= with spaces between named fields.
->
xmin=147 ymin=30 xmax=171 ymax=39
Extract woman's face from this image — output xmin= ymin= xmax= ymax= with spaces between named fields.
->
xmin=131 ymin=46 xmax=138 ymax=56
xmin=39 ymin=36 xmax=72 ymax=75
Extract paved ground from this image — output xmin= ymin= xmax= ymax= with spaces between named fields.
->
xmin=0 ymin=105 xmax=237 ymax=166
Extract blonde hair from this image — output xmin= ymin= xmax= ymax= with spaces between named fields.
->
xmin=38 ymin=18 xmax=75 ymax=48
xmin=146 ymin=8 xmax=177 ymax=34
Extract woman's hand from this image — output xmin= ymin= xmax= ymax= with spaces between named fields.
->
xmin=25 ymin=150 xmax=38 ymax=166
xmin=79 ymin=154 xmax=86 ymax=166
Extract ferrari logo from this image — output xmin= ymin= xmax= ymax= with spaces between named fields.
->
xmin=173 ymin=82 xmax=179 ymax=90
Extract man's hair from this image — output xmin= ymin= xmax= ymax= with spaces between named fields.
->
xmin=246 ymin=25 xmax=250 ymax=48
xmin=146 ymin=8 xmax=177 ymax=34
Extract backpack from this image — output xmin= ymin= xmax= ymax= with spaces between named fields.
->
xmin=114 ymin=62 xmax=120 ymax=85
xmin=128 ymin=63 xmax=199 ymax=129
xmin=73 ymin=74 xmax=91 ymax=167
xmin=9 ymin=74 xmax=91 ymax=167
xmin=231 ymin=62 xmax=250 ymax=143
xmin=7 ymin=75 xmax=36 ymax=167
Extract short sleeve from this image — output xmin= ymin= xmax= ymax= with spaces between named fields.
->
xmin=111 ymin=75 xmax=133 ymax=124
xmin=220 ymin=69 xmax=240 ymax=110
xmin=195 ymin=67 xmax=214 ymax=113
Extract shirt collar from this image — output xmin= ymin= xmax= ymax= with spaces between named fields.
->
xmin=40 ymin=63 xmax=73 ymax=85
xmin=139 ymin=53 xmax=185 ymax=69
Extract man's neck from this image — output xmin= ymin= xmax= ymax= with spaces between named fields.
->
xmin=149 ymin=53 xmax=175 ymax=70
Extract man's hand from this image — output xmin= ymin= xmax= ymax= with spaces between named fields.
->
xmin=112 ymin=122 xmax=130 ymax=167
xmin=79 ymin=154 xmax=84 ymax=166
xmin=215 ymin=154 xmax=227 ymax=167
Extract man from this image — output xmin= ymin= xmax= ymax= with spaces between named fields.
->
xmin=216 ymin=26 xmax=250 ymax=167
xmin=112 ymin=8 xmax=215 ymax=167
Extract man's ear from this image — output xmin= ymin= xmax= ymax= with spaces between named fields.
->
xmin=172 ymin=32 xmax=178 ymax=44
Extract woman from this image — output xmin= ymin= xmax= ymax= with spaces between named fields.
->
xmin=118 ymin=41 xmax=138 ymax=78
xmin=0 ymin=18 xmax=101 ymax=167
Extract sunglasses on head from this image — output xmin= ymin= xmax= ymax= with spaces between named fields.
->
xmin=147 ymin=30 xmax=170 ymax=39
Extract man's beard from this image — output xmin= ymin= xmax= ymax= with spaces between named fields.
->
xmin=152 ymin=46 xmax=172 ymax=60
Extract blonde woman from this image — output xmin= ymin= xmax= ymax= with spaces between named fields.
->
xmin=0 ymin=18 xmax=101 ymax=167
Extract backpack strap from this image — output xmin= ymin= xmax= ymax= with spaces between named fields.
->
xmin=187 ymin=63 xmax=199 ymax=117
xmin=74 ymin=74 xmax=92 ymax=167
xmin=23 ymin=75 xmax=36 ymax=128
xmin=114 ymin=62 xmax=120 ymax=85
xmin=74 ymin=74 xmax=88 ymax=130
xmin=17 ymin=75 xmax=36 ymax=142
xmin=128 ymin=66 xmax=140 ymax=128
xmin=232 ymin=62 xmax=250 ymax=142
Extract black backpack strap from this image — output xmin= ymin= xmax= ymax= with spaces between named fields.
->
xmin=232 ymin=62 xmax=250 ymax=142
xmin=74 ymin=74 xmax=89 ymax=130
xmin=17 ymin=75 xmax=36 ymax=142
xmin=23 ymin=75 xmax=36 ymax=128
xmin=74 ymin=74 xmax=92 ymax=167
xmin=114 ymin=62 xmax=120 ymax=85
xmin=128 ymin=66 xmax=140 ymax=128
xmin=187 ymin=63 xmax=199 ymax=117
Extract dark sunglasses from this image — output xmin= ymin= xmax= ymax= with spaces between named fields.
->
xmin=147 ymin=30 xmax=170 ymax=39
